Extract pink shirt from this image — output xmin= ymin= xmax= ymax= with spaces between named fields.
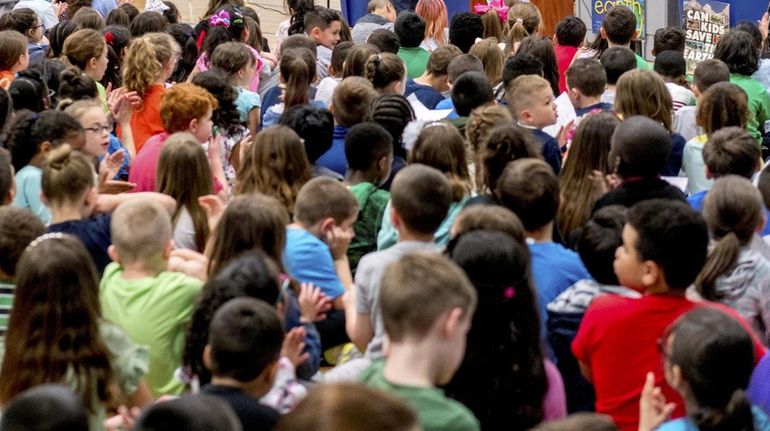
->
xmin=128 ymin=132 xmax=169 ymax=192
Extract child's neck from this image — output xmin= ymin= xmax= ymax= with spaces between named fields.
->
xmin=346 ymin=170 xmax=381 ymax=187
xmin=397 ymin=226 xmax=434 ymax=243
xmin=516 ymin=120 xmax=547 ymax=130
xmin=211 ymin=375 xmax=271 ymax=399
xmin=607 ymin=40 xmax=632 ymax=50
xmin=414 ymin=73 xmax=444 ymax=91
xmin=527 ymin=222 xmax=553 ymax=243
xmin=579 ymin=96 xmax=602 ymax=109
xmin=29 ymin=153 xmax=46 ymax=168
xmin=119 ymin=259 xmax=167 ymax=280
xmin=49 ymin=203 xmax=89 ymax=224
xmin=383 ymin=341 xmax=443 ymax=388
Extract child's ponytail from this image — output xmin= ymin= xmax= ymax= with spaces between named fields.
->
xmin=202 ymin=6 xmax=245 ymax=61
xmin=123 ymin=33 xmax=179 ymax=97
xmin=102 ymin=26 xmax=131 ymax=89
xmin=692 ymin=389 xmax=755 ymax=431
xmin=280 ymin=47 xmax=315 ymax=109
xmin=41 ymin=144 xmax=95 ymax=205
xmin=695 ymin=175 xmax=762 ymax=300
xmin=364 ymin=52 xmax=405 ymax=91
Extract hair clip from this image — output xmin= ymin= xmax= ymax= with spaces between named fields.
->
xmin=144 ymin=0 xmax=170 ymax=13
xmin=27 ymin=232 xmax=66 ymax=250
xmin=515 ymin=18 xmax=524 ymax=25
xmin=424 ymin=121 xmax=450 ymax=129
xmin=209 ymin=10 xmax=231 ymax=28
xmin=104 ymin=31 xmax=114 ymax=44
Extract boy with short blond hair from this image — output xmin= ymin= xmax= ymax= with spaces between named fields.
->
xmin=360 ymin=251 xmax=480 ymax=431
xmin=507 ymin=74 xmax=562 ymax=174
xmin=101 ymin=199 xmax=204 ymax=396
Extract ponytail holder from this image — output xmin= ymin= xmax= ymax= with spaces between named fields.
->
xmin=104 ymin=31 xmax=114 ymax=44
xmin=503 ymin=286 xmax=516 ymax=300
xmin=375 ymin=53 xmax=382 ymax=64
xmin=516 ymin=18 xmax=524 ymax=25
xmin=209 ymin=10 xmax=231 ymax=28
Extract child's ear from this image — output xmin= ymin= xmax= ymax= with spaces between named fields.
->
xmin=263 ymin=359 xmax=280 ymax=386
xmin=691 ymin=84 xmax=701 ymax=98
xmin=88 ymin=56 xmax=98 ymax=71
xmin=163 ymin=240 xmax=173 ymax=259
xmin=390 ymin=205 xmax=401 ymax=230
xmin=108 ymin=244 xmax=119 ymax=263
xmin=189 ymin=117 xmax=199 ymax=133
xmin=328 ymin=103 xmax=335 ymax=116
xmin=441 ymin=307 xmax=465 ymax=339
xmin=521 ymin=109 xmax=534 ymax=123
xmin=377 ymin=155 xmax=389 ymax=174
xmin=641 ymin=260 xmax=661 ymax=289
xmin=327 ymin=64 xmax=335 ymax=76
xmin=599 ymin=27 xmax=608 ymax=40
xmin=704 ymin=166 xmax=712 ymax=180
xmin=552 ymin=34 xmax=559 ymax=45
xmin=40 ymin=141 xmax=53 ymax=153
xmin=203 ymin=345 xmax=214 ymax=371
xmin=320 ymin=217 xmax=336 ymax=233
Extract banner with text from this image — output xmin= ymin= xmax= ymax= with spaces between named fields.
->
xmin=683 ymin=0 xmax=729 ymax=74
xmin=592 ymin=0 xmax=646 ymax=39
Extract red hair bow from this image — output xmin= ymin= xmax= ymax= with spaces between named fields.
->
xmin=104 ymin=31 xmax=114 ymax=44
xmin=473 ymin=0 xmax=508 ymax=23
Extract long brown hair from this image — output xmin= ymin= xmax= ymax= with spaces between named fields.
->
xmin=615 ymin=69 xmax=673 ymax=130
xmin=696 ymin=176 xmax=763 ymax=300
xmin=156 ymin=132 xmax=212 ymax=252
xmin=206 ymin=194 xmax=289 ymax=277
xmin=280 ymin=47 xmax=316 ymax=109
xmin=557 ymin=112 xmax=620 ymax=238
xmin=235 ymin=125 xmax=311 ymax=215
xmin=696 ymin=82 xmax=749 ymax=136
xmin=410 ymin=122 xmax=472 ymax=202
xmin=0 ymin=234 xmax=114 ymax=412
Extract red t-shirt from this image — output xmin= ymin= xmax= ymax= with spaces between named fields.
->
xmin=554 ymin=44 xmax=579 ymax=94
xmin=572 ymin=293 xmax=765 ymax=431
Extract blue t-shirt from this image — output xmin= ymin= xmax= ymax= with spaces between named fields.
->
xmin=104 ymin=134 xmax=130 ymax=180
xmin=435 ymin=98 xmax=459 ymax=120
xmin=749 ymin=353 xmax=770 ymax=417
xmin=529 ymin=128 xmax=562 ymax=174
xmin=528 ymin=241 xmax=591 ymax=329
xmin=664 ymin=133 xmax=686 ymax=177
xmin=235 ymin=87 xmax=262 ymax=123
xmin=13 ymin=165 xmax=50 ymax=224
xmin=48 ymin=213 xmax=112 ymax=277
xmin=316 ymin=125 xmax=349 ymax=177
xmin=657 ymin=406 xmax=770 ymax=431
xmin=404 ymin=79 xmax=445 ymax=110
xmin=283 ymin=227 xmax=345 ymax=300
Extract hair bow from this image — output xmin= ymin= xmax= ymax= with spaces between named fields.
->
xmin=473 ymin=0 xmax=508 ymax=23
xmin=503 ymin=286 xmax=516 ymax=300
xmin=209 ymin=10 xmax=231 ymax=28
xmin=144 ymin=0 xmax=170 ymax=13
xmin=104 ymin=31 xmax=114 ymax=44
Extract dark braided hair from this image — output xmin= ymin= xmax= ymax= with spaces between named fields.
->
xmin=368 ymin=93 xmax=413 ymax=159
xmin=286 ymin=0 xmax=313 ymax=36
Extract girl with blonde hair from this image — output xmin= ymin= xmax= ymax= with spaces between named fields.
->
xmin=506 ymin=1 xmax=542 ymax=55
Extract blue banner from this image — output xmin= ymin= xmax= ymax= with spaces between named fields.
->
xmin=591 ymin=0 xmax=647 ymax=38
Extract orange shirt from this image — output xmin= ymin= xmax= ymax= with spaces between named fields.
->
xmin=0 ymin=71 xmax=14 ymax=90
xmin=120 ymin=84 xmax=165 ymax=153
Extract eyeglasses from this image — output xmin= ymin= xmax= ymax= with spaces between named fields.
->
xmin=34 ymin=23 xmax=44 ymax=30
xmin=83 ymin=124 xmax=112 ymax=134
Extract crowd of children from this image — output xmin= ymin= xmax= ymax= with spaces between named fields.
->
xmin=2 ymin=0 xmax=770 ymax=429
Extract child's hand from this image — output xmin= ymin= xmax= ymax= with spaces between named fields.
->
xmin=638 ymin=371 xmax=676 ymax=431
xmin=298 ymin=283 xmax=332 ymax=322
xmin=237 ymin=132 xmax=253 ymax=164
xmin=104 ymin=405 xmax=141 ymax=431
xmin=760 ymin=13 xmax=769 ymax=43
xmin=324 ymin=225 xmax=353 ymax=261
xmin=281 ymin=326 xmax=310 ymax=368
xmin=208 ymin=134 xmax=223 ymax=161
xmin=99 ymin=149 xmax=125 ymax=184
xmin=556 ymin=119 xmax=575 ymax=149
xmin=168 ymin=248 xmax=209 ymax=281
xmin=99 ymin=180 xmax=136 ymax=194
xmin=107 ymin=88 xmax=136 ymax=125
xmin=198 ymin=194 xmax=226 ymax=233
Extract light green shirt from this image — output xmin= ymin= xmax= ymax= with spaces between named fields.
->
xmin=360 ymin=359 xmax=480 ymax=431
xmin=398 ymin=47 xmax=431 ymax=79
xmin=635 ymin=53 xmax=651 ymax=70
xmin=730 ymin=73 xmax=770 ymax=144
xmin=100 ymin=262 xmax=202 ymax=396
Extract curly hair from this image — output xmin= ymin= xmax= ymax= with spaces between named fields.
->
xmin=123 ymin=32 xmax=180 ymax=97
xmin=234 ymin=126 xmax=311 ymax=215
xmin=191 ymin=69 xmax=242 ymax=136
xmin=159 ymin=82 xmax=218 ymax=133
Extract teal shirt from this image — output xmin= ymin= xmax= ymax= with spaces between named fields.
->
xmin=360 ymin=359 xmax=480 ymax=431
xmin=398 ymin=47 xmax=431 ymax=79
xmin=377 ymin=195 xmax=469 ymax=251
xmin=730 ymin=73 xmax=770 ymax=144
xmin=12 ymin=165 xmax=50 ymax=224
xmin=635 ymin=53 xmax=651 ymax=70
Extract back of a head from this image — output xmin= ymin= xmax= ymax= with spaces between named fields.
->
xmin=652 ymin=26 xmax=686 ymax=55
xmin=0 ymin=207 xmax=45 ymax=278
xmin=714 ymin=30 xmax=759 ymax=76
xmin=531 ymin=413 xmax=620 ymax=431
xmin=366 ymin=28 xmax=400 ymax=54
xmin=41 ymin=145 xmax=95 ymax=206
xmin=294 ymin=177 xmax=359 ymax=226
xmin=702 ymin=126 xmax=759 ymax=179
xmin=465 ymin=104 xmax=512 ymax=154
xmin=555 ymin=16 xmax=586 ymax=48
xmin=280 ymin=33 xmax=318 ymax=56
xmin=479 ymin=124 xmax=541 ymax=193
xmin=506 ymin=2 xmax=542 ymax=48
xmin=364 ymin=52 xmax=405 ymax=91
xmin=615 ymin=70 xmax=672 ymax=129
xmin=279 ymin=105 xmax=334 ymax=163
xmin=58 ymin=66 xmax=99 ymax=102
xmin=626 ymin=199 xmax=708 ymax=290
xmin=275 ymin=383 xmax=418 ymax=431
xmin=496 ymin=158 xmax=558 ymax=232
xmin=160 ymin=82 xmax=218 ymax=133
xmin=343 ymin=43 xmax=381 ymax=78
xmin=0 ymin=31 xmax=26 ymax=71
xmin=610 ymin=116 xmax=671 ymax=177
xmin=734 ymin=21 xmax=763 ymax=51
xmin=9 ymin=72 xmax=46 ymax=113
xmin=600 ymin=46 xmax=636 ymax=85
xmin=668 ymin=307 xmax=755 ymax=428
xmin=410 ymin=122 xmax=471 ymax=201
xmin=502 ymin=53 xmax=544 ymax=90
xmin=602 ymin=6 xmax=636 ymax=45
xmin=394 ymin=11 xmax=424 ymax=48
xmin=0 ymin=149 xmax=11 ymax=204
xmin=577 ymin=205 xmax=626 ymax=285
xmin=449 ymin=12 xmax=483 ymax=53
xmin=428 ymin=44 xmax=463 ymax=77
xmin=134 ymin=395 xmax=242 ymax=431
xmin=451 ymin=204 xmax=526 ymax=243
xmin=71 ymin=7 xmax=105 ymax=31
xmin=692 ymin=58 xmax=731 ymax=93
xmin=345 ymin=122 xmax=393 ymax=172
xmin=447 ymin=54 xmax=484 ymax=84
xmin=566 ymin=58 xmax=606 ymax=96
xmin=390 ymin=164 xmax=452 ymax=235
xmin=696 ymin=81 xmax=749 ymax=136
xmin=208 ymin=297 xmax=283 ymax=382
xmin=111 ymin=199 xmax=172 ymax=265
xmin=130 ymin=11 xmax=168 ymax=37
xmin=0 ymin=384 xmax=88 ymax=431
xmin=451 ymin=71 xmax=494 ymax=117
xmin=380 ymin=251 xmax=476 ymax=342
xmin=368 ymin=93 xmax=414 ymax=147
xmin=653 ymin=50 xmax=686 ymax=79
xmin=332 ymin=76 xmax=379 ymax=126
xmin=330 ymin=40 xmax=354 ymax=73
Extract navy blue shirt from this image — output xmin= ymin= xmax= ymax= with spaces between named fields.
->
xmin=404 ymin=79 xmax=445 ymax=109
xmin=574 ymin=102 xmax=614 ymax=117
xmin=48 ymin=214 xmax=112 ymax=277
xmin=200 ymin=385 xmax=279 ymax=431
xmin=664 ymin=133 xmax=686 ymax=176
xmin=529 ymin=128 xmax=562 ymax=174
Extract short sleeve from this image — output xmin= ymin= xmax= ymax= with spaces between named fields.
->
xmin=571 ymin=303 xmax=598 ymax=365
xmin=376 ymin=200 xmax=398 ymax=251
xmin=355 ymin=259 xmax=374 ymax=314
xmin=100 ymin=320 xmax=149 ymax=396
xmin=285 ymin=231 xmax=345 ymax=299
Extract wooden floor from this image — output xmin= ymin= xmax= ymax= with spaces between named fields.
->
xmin=182 ymin=0 xmax=342 ymax=48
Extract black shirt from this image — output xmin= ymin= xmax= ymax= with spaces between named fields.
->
xmin=201 ymin=385 xmax=280 ymax=431
xmin=592 ymin=177 xmax=686 ymax=213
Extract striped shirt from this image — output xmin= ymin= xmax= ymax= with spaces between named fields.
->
xmin=0 ymin=282 xmax=14 ymax=339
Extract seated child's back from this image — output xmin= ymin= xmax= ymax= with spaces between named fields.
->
xmin=100 ymin=199 xmax=203 ymax=396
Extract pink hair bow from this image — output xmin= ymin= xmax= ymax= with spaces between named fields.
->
xmin=209 ymin=10 xmax=231 ymax=28
xmin=473 ymin=0 xmax=508 ymax=23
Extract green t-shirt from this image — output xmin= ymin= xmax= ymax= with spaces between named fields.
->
xmin=730 ymin=73 xmax=770 ymax=144
xmin=360 ymin=360 xmax=480 ymax=431
xmin=635 ymin=54 xmax=651 ymax=70
xmin=398 ymin=47 xmax=431 ymax=79
xmin=100 ymin=262 xmax=202 ymax=396
xmin=348 ymin=182 xmax=390 ymax=272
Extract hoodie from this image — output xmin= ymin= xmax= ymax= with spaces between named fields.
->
xmin=351 ymin=13 xmax=394 ymax=44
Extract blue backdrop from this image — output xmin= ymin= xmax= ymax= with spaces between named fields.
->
xmin=341 ymin=0 xmax=468 ymax=27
